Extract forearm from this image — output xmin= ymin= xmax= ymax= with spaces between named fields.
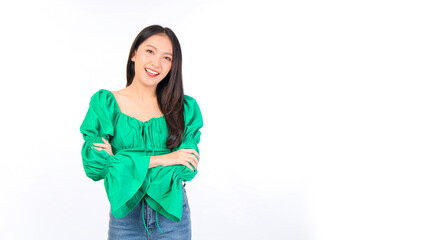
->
xmin=149 ymin=155 xmax=165 ymax=169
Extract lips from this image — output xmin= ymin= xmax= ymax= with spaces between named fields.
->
xmin=145 ymin=68 xmax=159 ymax=77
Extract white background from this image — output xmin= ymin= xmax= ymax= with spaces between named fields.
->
xmin=0 ymin=0 xmax=423 ymax=239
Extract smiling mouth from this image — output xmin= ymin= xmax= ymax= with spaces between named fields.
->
xmin=145 ymin=68 xmax=160 ymax=77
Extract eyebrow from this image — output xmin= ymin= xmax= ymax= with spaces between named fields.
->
xmin=146 ymin=44 xmax=173 ymax=56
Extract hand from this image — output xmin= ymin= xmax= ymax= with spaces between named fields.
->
xmin=91 ymin=137 xmax=114 ymax=156
xmin=161 ymin=149 xmax=199 ymax=172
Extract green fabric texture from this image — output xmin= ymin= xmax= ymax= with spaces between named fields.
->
xmin=80 ymin=89 xmax=203 ymax=222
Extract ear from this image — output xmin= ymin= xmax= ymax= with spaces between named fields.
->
xmin=131 ymin=50 xmax=136 ymax=62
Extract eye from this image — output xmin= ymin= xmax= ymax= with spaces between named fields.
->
xmin=147 ymin=49 xmax=154 ymax=54
xmin=164 ymin=56 xmax=172 ymax=61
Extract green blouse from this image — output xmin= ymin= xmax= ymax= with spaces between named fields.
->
xmin=80 ymin=89 xmax=203 ymax=223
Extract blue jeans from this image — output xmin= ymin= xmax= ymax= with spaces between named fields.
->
xmin=108 ymin=182 xmax=191 ymax=240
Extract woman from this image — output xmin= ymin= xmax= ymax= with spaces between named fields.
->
xmin=80 ymin=24 xmax=203 ymax=239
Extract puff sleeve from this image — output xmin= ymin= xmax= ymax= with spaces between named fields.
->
xmin=172 ymin=95 xmax=204 ymax=182
xmin=80 ymin=90 xmax=151 ymax=218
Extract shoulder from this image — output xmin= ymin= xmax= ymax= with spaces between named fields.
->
xmin=183 ymin=94 xmax=200 ymax=107
xmin=81 ymin=89 xmax=117 ymax=133
xmin=182 ymin=94 xmax=203 ymax=122
xmin=87 ymin=89 xmax=117 ymax=116
xmin=90 ymin=89 xmax=111 ymax=102
xmin=183 ymin=94 xmax=201 ymax=112
xmin=88 ymin=89 xmax=114 ymax=106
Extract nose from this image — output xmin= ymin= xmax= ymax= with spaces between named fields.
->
xmin=152 ymin=55 xmax=161 ymax=67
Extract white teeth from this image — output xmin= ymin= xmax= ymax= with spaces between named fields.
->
xmin=146 ymin=68 xmax=159 ymax=75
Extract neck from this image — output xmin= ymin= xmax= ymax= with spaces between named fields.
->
xmin=127 ymin=80 xmax=158 ymax=103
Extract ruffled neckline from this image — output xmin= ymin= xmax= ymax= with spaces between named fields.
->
xmin=100 ymin=89 xmax=165 ymax=125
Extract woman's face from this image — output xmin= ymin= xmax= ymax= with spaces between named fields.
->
xmin=131 ymin=33 xmax=173 ymax=86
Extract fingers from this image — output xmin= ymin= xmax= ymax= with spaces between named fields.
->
xmin=91 ymin=146 xmax=104 ymax=151
xmin=92 ymin=138 xmax=113 ymax=156
xmin=184 ymin=153 xmax=199 ymax=172
xmin=92 ymin=142 xmax=107 ymax=148
xmin=174 ymin=152 xmax=198 ymax=172
xmin=181 ymin=148 xmax=200 ymax=160
xmin=189 ymin=154 xmax=198 ymax=170
xmin=94 ymin=137 xmax=110 ymax=147
xmin=182 ymin=161 xmax=194 ymax=172
xmin=91 ymin=146 xmax=113 ymax=155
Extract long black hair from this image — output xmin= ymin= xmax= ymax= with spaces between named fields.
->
xmin=126 ymin=25 xmax=185 ymax=149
